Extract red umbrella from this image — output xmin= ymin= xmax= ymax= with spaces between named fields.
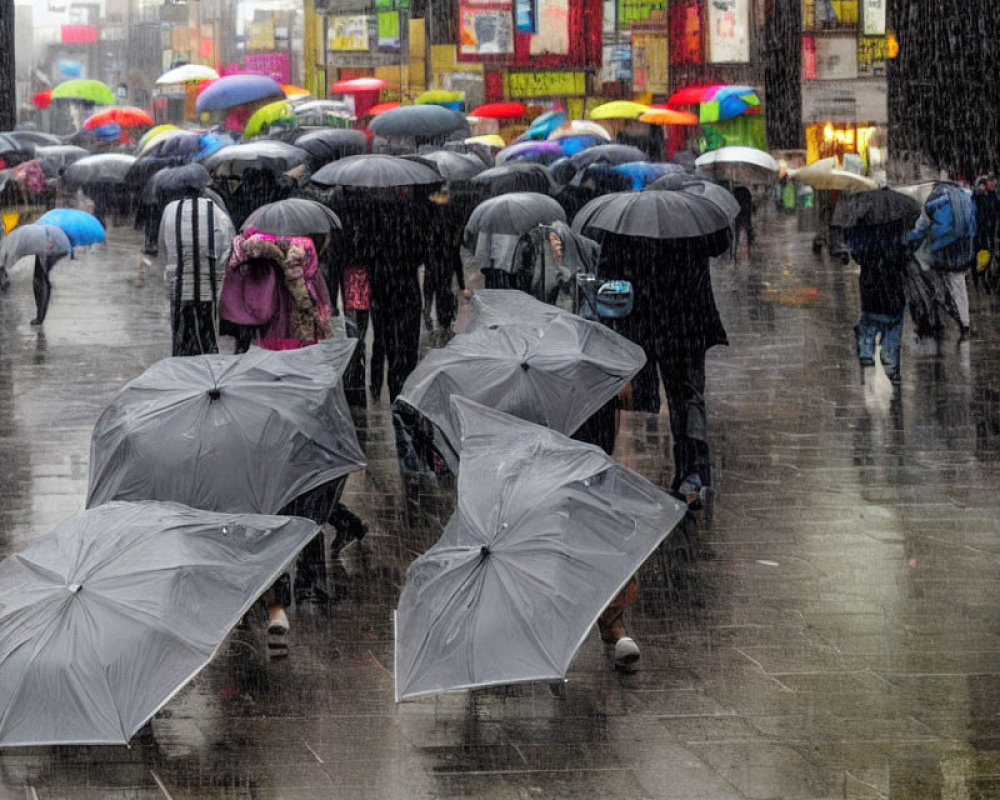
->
xmin=666 ymin=84 xmax=725 ymax=109
xmin=331 ymin=77 xmax=387 ymax=94
xmin=368 ymin=101 xmax=401 ymax=116
xmin=83 ymin=106 xmax=154 ymax=129
xmin=470 ymin=102 xmax=526 ymax=120
xmin=32 ymin=90 xmax=53 ymax=110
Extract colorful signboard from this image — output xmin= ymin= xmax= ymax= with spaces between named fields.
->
xmin=504 ymin=69 xmax=586 ymax=97
xmin=459 ymin=3 xmax=514 ymax=56
xmin=328 ymin=16 xmax=370 ymax=51
xmin=707 ymin=0 xmax=749 ymax=64
xmin=616 ymin=0 xmax=666 ymax=26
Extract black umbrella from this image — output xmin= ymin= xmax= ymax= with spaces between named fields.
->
xmin=647 ymin=174 xmax=741 ymax=221
xmin=368 ymin=105 xmax=470 ymax=139
xmin=242 ymin=197 xmax=342 ymax=236
xmin=572 ymin=190 xmax=732 ymax=248
xmin=202 ymin=141 xmax=309 ymax=178
xmin=465 ymin=192 xmax=566 ymax=236
xmin=831 ymin=187 xmax=921 ymax=229
xmin=145 ymin=131 xmax=201 ymax=160
xmin=143 ymin=163 xmax=212 ymax=202
xmin=403 ymin=150 xmax=485 ymax=182
xmin=569 ymin=144 xmax=651 ymax=170
xmin=0 ymin=133 xmax=34 ymax=164
xmin=442 ymin=140 xmax=496 ymax=167
xmin=62 ymin=153 xmax=137 ymax=186
xmin=34 ymin=145 xmax=90 ymax=178
xmin=309 ymin=153 xmax=443 ymax=189
xmin=6 ymin=130 xmax=62 ymax=148
xmin=293 ymin=128 xmax=369 ymax=170
xmin=470 ymin=163 xmax=555 ymax=197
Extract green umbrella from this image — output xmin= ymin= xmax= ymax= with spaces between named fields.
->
xmin=414 ymin=89 xmax=464 ymax=106
xmin=243 ymin=100 xmax=297 ymax=139
xmin=51 ymin=79 xmax=116 ymax=105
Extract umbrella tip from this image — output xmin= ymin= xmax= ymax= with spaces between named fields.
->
xmin=208 ymin=388 xmax=222 ymax=401
xmin=480 ymin=545 xmax=490 ymax=558
xmin=520 ymin=362 xmax=530 ymax=371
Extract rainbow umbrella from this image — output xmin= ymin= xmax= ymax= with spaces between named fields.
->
xmin=243 ymin=101 xmax=297 ymax=139
xmin=665 ymin=84 xmax=725 ymax=109
xmin=51 ymin=79 xmax=115 ymax=106
xmin=588 ymin=101 xmax=650 ymax=121
xmin=698 ymin=85 xmax=761 ymax=123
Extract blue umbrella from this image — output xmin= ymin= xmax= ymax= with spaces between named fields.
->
xmin=195 ymin=74 xmax=284 ymax=113
xmin=612 ymin=162 xmax=685 ymax=190
xmin=496 ymin=140 xmax=564 ymax=166
xmin=523 ymin=110 xmax=566 ymax=141
xmin=195 ymin=131 xmax=229 ymax=161
xmin=553 ymin=134 xmax=605 ymax=157
xmin=36 ymin=209 xmax=106 ymax=247
xmin=91 ymin=122 xmax=122 ymax=142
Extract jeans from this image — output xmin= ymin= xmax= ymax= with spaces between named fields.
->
xmin=855 ymin=312 xmax=902 ymax=377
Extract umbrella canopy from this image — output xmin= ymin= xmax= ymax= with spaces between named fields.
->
xmin=35 ymin=209 xmax=106 ymax=247
xmin=588 ymin=101 xmax=650 ymax=121
xmin=201 ymin=140 xmax=309 ymax=178
xmin=791 ymin=159 xmax=878 ymax=193
xmin=196 ymin=74 xmax=284 ymax=113
xmin=694 ymin=146 xmax=780 ymax=185
xmin=62 ymin=153 xmax=137 ymax=186
xmin=830 ymin=187 xmax=921 ymax=228
xmin=295 ymin=100 xmax=352 ymax=116
xmin=523 ymin=109 xmax=567 ymax=140
xmin=548 ymin=120 xmax=612 ymax=141
xmin=665 ymin=83 xmax=725 ymax=108
xmin=0 ymin=224 xmax=72 ymax=269
xmin=368 ymin=101 xmax=401 ymax=116
xmin=465 ymin=134 xmax=506 ymax=150
xmin=569 ymin=144 xmax=650 ymax=170
xmin=647 ymin=173 xmax=741 ymax=220
xmin=331 ymin=77 xmax=387 ymax=93
xmin=310 ymin=153 xmax=443 ymax=189
xmin=368 ymin=105 xmax=470 ymax=139
xmin=51 ymin=79 xmax=115 ymax=105
xmin=82 ymin=106 xmax=154 ymax=130
xmin=138 ymin=124 xmax=180 ymax=152
xmin=612 ymin=162 xmax=684 ymax=190
xmin=5 ymin=130 xmax=61 ymax=148
xmin=34 ymin=145 xmax=90 ymax=178
xmin=393 ymin=397 xmax=686 ymax=701
xmin=0 ymin=133 xmax=33 ymax=161
xmin=415 ymin=89 xmax=465 ymax=106
xmin=402 ymin=150 xmax=485 ymax=182
xmin=242 ymin=197 xmax=342 ymax=236
xmin=156 ymin=64 xmax=219 ymax=85
xmin=496 ymin=140 xmax=565 ymax=166
xmin=466 ymin=192 xmax=566 ymax=237
xmin=243 ymin=100 xmax=297 ymax=139
xmin=470 ymin=102 xmax=526 ymax=120
xmin=572 ymin=189 xmax=732 ymax=242
xmin=698 ymin=85 xmax=761 ymax=123
xmin=396 ymin=290 xmax=646 ymax=469
xmin=293 ymin=128 xmax=368 ymax=169
xmin=31 ymin=90 xmax=52 ymax=110
xmin=639 ymin=108 xmax=699 ymax=126
xmin=469 ymin=163 xmax=555 ymax=196
xmin=282 ymin=84 xmax=311 ymax=100
xmin=0 ymin=500 xmax=321 ymax=747
xmin=143 ymin=163 xmax=212 ymax=201
xmin=87 ymin=340 xmax=366 ymax=514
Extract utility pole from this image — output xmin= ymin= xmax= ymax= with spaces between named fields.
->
xmin=0 ymin=0 xmax=16 ymax=130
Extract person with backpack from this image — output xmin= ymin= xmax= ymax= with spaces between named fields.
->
xmin=158 ymin=194 xmax=235 ymax=357
xmin=907 ymin=181 xmax=977 ymax=339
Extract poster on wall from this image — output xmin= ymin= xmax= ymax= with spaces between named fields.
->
xmin=377 ymin=11 xmax=400 ymax=50
xmin=669 ymin=0 xmax=701 ymax=65
xmin=862 ymin=0 xmax=885 ymax=35
xmin=631 ymin=29 xmax=667 ymax=94
xmin=707 ymin=0 xmax=749 ymax=63
xmin=328 ymin=16 xmax=370 ymax=51
xmin=815 ymin=35 xmax=858 ymax=79
xmin=529 ymin=0 xmax=569 ymax=56
xmin=617 ymin=0 xmax=666 ymax=26
xmin=459 ymin=3 xmax=514 ymax=56
xmin=601 ymin=42 xmax=631 ymax=83
xmin=515 ymin=0 xmax=535 ymax=32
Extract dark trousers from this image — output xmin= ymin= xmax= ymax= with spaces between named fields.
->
xmin=369 ymin=269 xmax=422 ymax=402
xmin=31 ymin=255 xmax=56 ymax=325
xmin=658 ymin=350 xmax=711 ymax=489
xmin=422 ymin=260 xmax=458 ymax=329
xmin=343 ymin=308 xmax=369 ymax=407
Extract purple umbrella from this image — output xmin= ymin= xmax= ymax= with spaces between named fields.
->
xmin=497 ymin=140 xmax=565 ymax=166
xmin=196 ymin=75 xmax=284 ymax=113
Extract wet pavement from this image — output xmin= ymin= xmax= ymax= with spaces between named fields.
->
xmin=1 ymin=204 xmax=999 ymax=799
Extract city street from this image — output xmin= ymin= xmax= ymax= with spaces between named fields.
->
xmin=1 ymin=202 xmax=999 ymax=799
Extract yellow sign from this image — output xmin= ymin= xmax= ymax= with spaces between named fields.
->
xmin=328 ymin=16 xmax=370 ymax=51
xmin=248 ymin=21 xmax=275 ymax=50
xmin=504 ymin=70 xmax=586 ymax=98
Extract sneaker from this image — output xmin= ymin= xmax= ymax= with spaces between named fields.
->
xmin=614 ymin=637 xmax=640 ymax=669
xmin=677 ymin=474 xmax=703 ymax=504
xmin=267 ymin=606 xmax=289 ymax=636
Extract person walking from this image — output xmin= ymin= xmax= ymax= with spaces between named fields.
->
xmin=158 ymin=194 xmax=235 ymax=357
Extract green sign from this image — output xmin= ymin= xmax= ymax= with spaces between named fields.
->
xmin=616 ymin=0 xmax=666 ymax=26
xmin=504 ymin=70 xmax=586 ymax=98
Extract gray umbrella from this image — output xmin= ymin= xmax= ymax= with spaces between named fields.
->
xmin=309 ymin=154 xmax=443 ymax=188
xmin=394 ymin=397 xmax=687 ymax=701
xmin=86 ymin=339 xmax=366 ymax=514
xmin=465 ymin=191 xmax=566 ymax=236
xmin=0 ymin=224 xmax=72 ymax=269
xmin=202 ymin=141 xmax=309 ymax=178
xmin=368 ymin=105 xmax=469 ymax=139
xmin=62 ymin=153 xmax=137 ymax=186
xmin=646 ymin=174 xmax=741 ymax=221
xmin=572 ymin=189 xmax=732 ymax=241
xmin=394 ymin=290 xmax=646 ymax=471
xmin=0 ymin=500 xmax=321 ymax=747
xmin=241 ymin=197 xmax=342 ymax=236
xmin=403 ymin=150 xmax=486 ymax=182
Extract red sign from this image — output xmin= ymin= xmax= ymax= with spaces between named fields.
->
xmin=61 ymin=25 xmax=98 ymax=44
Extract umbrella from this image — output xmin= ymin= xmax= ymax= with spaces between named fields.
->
xmin=31 ymin=90 xmax=52 ymax=110
xmin=698 ymin=85 xmax=761 ymax=123
xmin=396 ymin=290 xmax=645 ymax=470
xmin=647 ymin=173 xmax=741 ymax=220
xmin=830 ymin=187 xmax=921 ymax=229
xmin=62 ymin=153 xmax=137 ymax=186
xmin=612 ymin=162 xmax=684 ymax=190
xmin=295 ymin=100 xmax=352 ymax=116
xmin=34 ymin=144 xmax=90 ymax=178
xmin=548 ymin=120 xmax=612 ymax=141
xmin=5 ymin=131 xmax=62 ymax=148
xmin=202 ymin=140 xmax=309 ymax=178
xmin=368 ymin=105 xmax=469 ymax=139
xmin=242 ymin=197 xmax=342 ymax=237
xmin=331 ymin=77 xmax=387 ymax=93
xmin=282 ymin=84 xmax=311 ymax=100
xmin=402 ymin=150 xmax=485 ymax=182
xmin=0 ymin=134 xmax=33 ymax=162
xmin=572 ymin=190 xmax=732 ymax=243
xmin=368 ymin=101 xmax=401 ymax=116
xmin=309 ymin=153 xmax=443 ymax=189
xmin=196 ymin=74 xmax=284 ymax=113
xmin=143 ymin=163 xmax=212 ymax=201
xmin=465 ymin=192 xmax=566 ymax=237
xmin=0 ymin=224 xmax=72 ymax=269
xmin=588 ymin=101 xmax=650 ymax=121
xmin=470 ymin=102 xmax=525 ymax=120
xmin=243 ymin=100 xmax=297 ymax=139
xmin=293 ymin=128 xmax=368 ymax=169
xmin=51 ymin=79 xmax=115 ymax=105
xmin=465 ymin=134 xmax=506 ymax=150
xmin=523 ymin=109 xmax=567 ymax=140
xmin=138 ymin=124 xmax=180 ymax=151
xmin=35 ymin=209 xmax=106 ymax=247
xmin=0 ymin=500 xmax=321 ymax=747
xmin=496 ymin=141 xmax=565 ymax=166
xmin=393 ymin=397 xmax=686 ymax=701
xmin=665 ymin=83 xmax=725 ymax=108
xmin=639 ymin=108 xmax=699 ymax=126
xmin=414 ymin=89 xmax=465 ymax=106
xmin=791 ymin=157 xmax=878 ymax=193
xmin=82 ymin=106 xmax=154 ymax=130
xmin=156 ymin=64 xmax=219 ymax=85
xmin=470 ymin=163 xmax=555 ymax=196
xmin=694 ymin=146 xmax=780 ymax=185
xmin=86 ymin=340 xmax=366 ymax=514
xmin=569 ymin=144 xmax=650 ymax=170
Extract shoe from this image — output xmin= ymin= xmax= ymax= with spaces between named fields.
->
xmin=677 ymin=474 xmax=703 ymax=504
xmin=614 ymin=637 xmax=640 ymax=669
xmin=859 ymin=356 xmax=875 ymax=367
xmin=266 ymin=634 xmax=288 ymax=659
xmin=267 ymin=606 xmax=289 ymax=636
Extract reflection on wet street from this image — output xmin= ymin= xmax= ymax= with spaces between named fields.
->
xmin=1 ymin=204 xmax=999 ymax=799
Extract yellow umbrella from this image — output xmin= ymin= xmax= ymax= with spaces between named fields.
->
xmin=638 ymin=108 xmax=699 ymax=126
xmin=588 ymin=101 xmax=650 ymax=121
xmin=138 ymin=124 xmax=179 ymax=152
xmin=466 ymin=134 xmax=506 ymax=149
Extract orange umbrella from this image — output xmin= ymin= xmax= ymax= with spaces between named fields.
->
xmin=640 ymin=108 xmax=699 ymax=126
xmin=82 ymin=106 xmax=154 ymax=129
xmin=368 ymin=101 xmax=401 ymax=115
xmin=282 ymin=84 xmax=311 ymax=100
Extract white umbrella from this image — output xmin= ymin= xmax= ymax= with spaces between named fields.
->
xmin=548 ymin=120 xmax=612 ymax=141
xmin=156 ymin=64 xmax=220 ymax=85
xmin=694 ymin=146 xmax=780 ymax=185
xmin=791 ymin=158 xmax=878 ymax=193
